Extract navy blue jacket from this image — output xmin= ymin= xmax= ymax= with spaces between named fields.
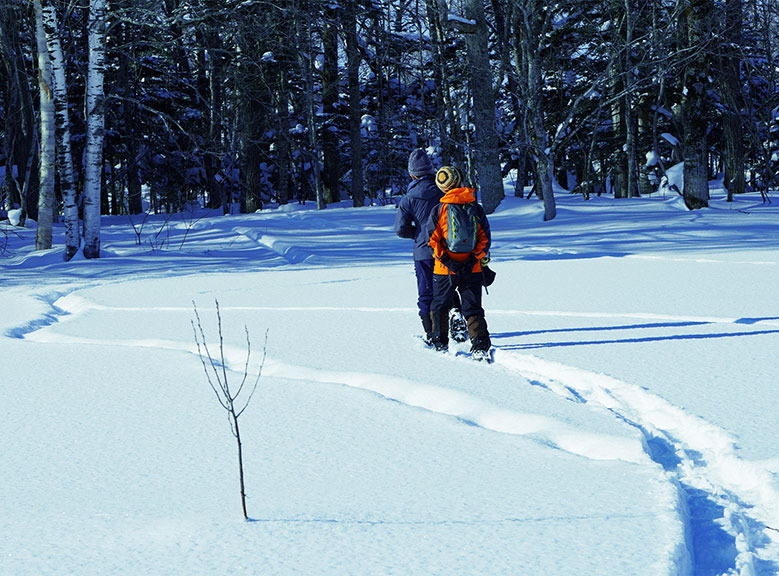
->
xmin=394 ymin=175 xmax=443 ymax=261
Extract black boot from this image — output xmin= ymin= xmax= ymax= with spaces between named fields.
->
xmin=430 ymin=310 xmax=449 ymax=352
xmin=466 ymin=315 xmax=491 ymax=352
xmin=420 ymin=314 xmax=434 ymax=346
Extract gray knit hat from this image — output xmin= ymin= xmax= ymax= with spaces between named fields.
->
xmin=407 ymin=148 xmax=435 ymax=177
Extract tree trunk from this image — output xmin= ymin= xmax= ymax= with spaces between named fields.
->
xmin=681 ymin=0 xmax=712 ymax=210
xmin=372 ymin=11 xmax=391 ymax=201
xmin=300 ymin=2 xmax=325 ymax=210
xmin=609 ymin=8 xmax=627 ymax=198
xmin=209 ymin=35 xmax=224 ymax=211
xmin=345 ymin=1 xmax=364 ymax=207
xmin=321 ymin=8 xmax=340 ymax=204
xmin=637 ymin=107 xmax=654 ymax=195
xmin=425 ymin=0 xmax=464 ymax=165
xmin=83 ymin=0 xmax=107 ymax=257
xmin=719 ymin=0 xmax=745 ymax=201
xmin=424 ymin=0 xmax=450 ymax=160
xmin=516 ymin=2 xmax=556 ymax=220
xmin=463 ymin=0 xmax=504 ymax=214
xmin=0 ymin=1 xmax=38 ymax=223
xmin=42 ymin=0 xmax=79 ymax=259
xmin=508 ymin=5 xmax=530 ymax=198
xmin=113 ymin=0 xmax=142 ymax=216
xmin=195 ymin=24 xmax=224 ymax=211
xmin=623 ymin=0 xmax=639 ymax=198
xmin=33 ymin=0 xmax=55 ymax=251
xmin=275 ymin=65 xmax=291 ymax=206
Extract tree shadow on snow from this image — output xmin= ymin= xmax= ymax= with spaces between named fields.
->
xmin=496 ymin=327 xmax=779 ymax=350
xmin=734 ymin=316 xmax=779 ymax=325
xmin=492 ymin=320 xmax=711 ymax=340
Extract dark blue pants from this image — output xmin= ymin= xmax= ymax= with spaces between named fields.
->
xmin=415 ymin=260 xmax=461 ymax=316
xmin=431 ymin=272 xmax=484 ymax=319
xmin=414 ymin=259 xmax=435 ymax=316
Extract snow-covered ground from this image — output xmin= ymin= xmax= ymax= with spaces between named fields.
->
xmin=2 ymin=183 xmax=778 ymax=575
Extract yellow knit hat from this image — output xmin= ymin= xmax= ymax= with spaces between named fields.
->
xmin=435 ymin=166 xmax=462 ymax=191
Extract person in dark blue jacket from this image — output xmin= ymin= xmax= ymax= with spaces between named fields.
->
xmin=395 ymin=148 xmax=466 ymax=344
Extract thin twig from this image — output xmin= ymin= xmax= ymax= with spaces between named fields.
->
xmin=237 ymin=328 xmax=268 ymax=418
xmin=192 ymin=303 xmax=228 ymax=410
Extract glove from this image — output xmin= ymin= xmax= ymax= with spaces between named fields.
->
xmin=449 ymin=260 xmax=466 ymax=274
xmin=464 ymin=255 xmax=478 ymax=271
xmin=480 ymin=254 xmax=490 ymax=265
xmin=397 ymin=223 xmax=415 ymax=239
xmin=439 ymin=252 xmax=459 ymax=274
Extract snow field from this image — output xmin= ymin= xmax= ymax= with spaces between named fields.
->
xmin=2 ymin=189 xmax=778 ymax=574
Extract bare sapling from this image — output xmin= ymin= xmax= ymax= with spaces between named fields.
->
xmin=126 ymin=210 xmax=150 ymax=246
xmin=178 ymin=203 xmax=203 ymax=249
xmin=1 ymin=221 xmax=24 ymax=258
xmin=192 ymin=299 xmax=268 ymax=520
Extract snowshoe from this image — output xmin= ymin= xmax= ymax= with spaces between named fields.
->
xmin=449 ymin=309 xmax=468 ymax=343
xmin=471 ymin=348 xmax=493 ymax=363
xmin=433 ymin=339 xmax=449 ymax=353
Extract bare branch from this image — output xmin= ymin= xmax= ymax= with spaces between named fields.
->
xmin=214 ymin=299 xmax=232 ymax=399
xmin=237 ymin=328 xmax=269 ymax=418
xmin=191 ymin=304 xmax=229 ymax=410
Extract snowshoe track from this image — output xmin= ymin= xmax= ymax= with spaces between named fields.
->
xmin=492 ymin=348 xmax=779 ymax=575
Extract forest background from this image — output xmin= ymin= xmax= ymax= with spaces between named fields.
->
xmin=1 ymin=0 xmax=778 ymax=260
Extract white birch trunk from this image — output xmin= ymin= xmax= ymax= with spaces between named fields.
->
xmin=83 ymin=0 xmax=107 ymax=258
xmin=41 ymin=0 xmax=79 ymax=260
xmin=34 ymin=0 xmax=55 ymax=251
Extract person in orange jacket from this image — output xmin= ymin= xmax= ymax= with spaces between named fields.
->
xmin=426 ymin=166 xmax=492 ymax=358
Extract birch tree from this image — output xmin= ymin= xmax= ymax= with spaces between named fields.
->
xmin=41 ymin=0 xmax=79 ymax=260
xmin=83 ymin=0 xmax=107 ymax=258
xmin=33 ymin=0 xmax=54 ymax=251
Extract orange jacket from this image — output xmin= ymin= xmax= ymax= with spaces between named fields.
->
xmin=427 ymin=187 xmax=491 ymax=275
